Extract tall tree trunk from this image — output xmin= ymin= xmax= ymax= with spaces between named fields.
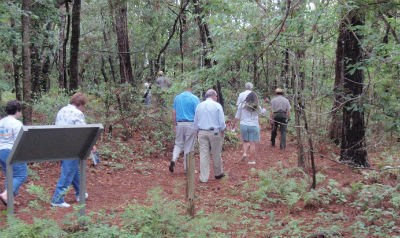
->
xmin=57 ymin=3 xmax=67 ymax=89
xmin=39 ymin=22 xmax=53 ymax=93
xmin=31 ymin=44 xmax=41 ymax=97
xmin=192 ymin=0 xmax=214 ymax=68
xmin=253 ymin=53 xmax=259 ymax=87
xmin=101 ymin=11 xmax=117 ymax=84
xmin=179 ymin=1 xmax=189 ymax=73
xmin=329 ymin=17 xmax=345 ymax=144
xmin=113 ymin=0 xmax=134 ymax=85
xmin=69 ymin=0 xmax=81 ymax=91
xmin=192 ymin=0 xmax=224 ymax=107
xmin=339 ymin=9 xmax=368 ymax=167
xmin=281 ymin=49 xmax=289 ymax=88
xmin=41 ymin=55 xmax=51 ymax=91
xmin=22 ymin=0 xmax=32 ymax=125
xmin=11 ymin=17 xmax=22 ymax=101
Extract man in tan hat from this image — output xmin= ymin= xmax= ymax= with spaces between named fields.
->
xmin=270 ymin=88 xmax=291 ymax=149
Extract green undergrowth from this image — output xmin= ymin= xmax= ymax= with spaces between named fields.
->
xmin=236 ymin=164 xmax=400 ymax=237
xmin=0 ymin=188 xmax=230 ymax=238
xmin=1 ymin=166 xmax=399 ymax=237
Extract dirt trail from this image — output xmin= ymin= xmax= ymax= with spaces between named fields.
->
xmin=0 ymin=127 xmax=361 ymax=227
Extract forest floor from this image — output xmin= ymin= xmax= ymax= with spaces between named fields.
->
xmin=0 ymin=120 xmax=396 ymax=236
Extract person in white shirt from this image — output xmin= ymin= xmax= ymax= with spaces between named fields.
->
xmin=235 ymin=91 xmax=265 ymax=162
xmin=0 ymin=100 xmax=25 ymax=206
xmin=194 ymin=89 xmax=226 ymax=183
xmin=51 ymin=93 xmax=91 ymax=208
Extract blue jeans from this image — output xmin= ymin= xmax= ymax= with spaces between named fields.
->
xmin=0 ymin=149 xmax=28 ymax=196
xmin=51 ymin=160 xmax=80 ymax=204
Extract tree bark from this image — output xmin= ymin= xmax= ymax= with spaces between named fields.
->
xmin=11 ymin=17 xmax=22 ymax=101
xmin=192 ymin=0 xmax=214 ymax=68
xmin=101 ymin=11 xmax=117 ymax=84
xmin=21 ymin=0 xmax=32 ymax=125
xmin=113 ymin=0 xmax=134 ymax=85
xmin=192 ymin=0 xmax=224 ymax=107
xmin=339 ymin=9 xmax=368 ymax=167
xmin=69 ymin=0 xmax=81 ymax=91
xmin=329 ymin=16 xmax=345 ymax=144
xmin=57 ymin=3 xmax=67 ymax=89
xmin=31 ymin=44 xmax=41 ymax=96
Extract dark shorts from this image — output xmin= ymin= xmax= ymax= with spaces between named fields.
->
xmin=240 ymin=124 xmax=260 ymax=142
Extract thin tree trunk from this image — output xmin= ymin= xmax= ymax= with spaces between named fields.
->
xmin=179 ymin=7 xmax=187 ymax=73
xmin=281 ymin=49 xmax=289 ymax=88
xmin=22 ymin=0 xmax=32 ymax=125
xmin=69 ymin=0 xmax=81 ymax=91
xmin=57 ymin=3 xmax=66 ymax=89
xmin=31 ymin=44 xmax=41 ymax=97
xmin=101 ymin=11 xmax=117 ymax=84
xmin=11 ymin=17 xmax=22 ymax=101
xmin=253 ymin=53 xmax=259 ymax=87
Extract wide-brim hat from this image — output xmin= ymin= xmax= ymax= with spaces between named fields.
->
xmin=275 ymin=88 xmax=283 ymax=93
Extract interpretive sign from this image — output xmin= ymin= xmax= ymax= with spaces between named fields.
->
xmin=6 ymin=124 xmax=103 ymax=216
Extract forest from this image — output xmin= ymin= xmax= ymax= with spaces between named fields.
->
xmin=0 ymin=0 xmax=399 ymax=237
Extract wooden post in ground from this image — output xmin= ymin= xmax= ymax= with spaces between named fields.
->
xmin=186 ymin=152 xmax=195 ymax=217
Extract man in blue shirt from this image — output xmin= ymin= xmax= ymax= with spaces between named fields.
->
xmin=169 ymin=84 xmax=200 ymax=173
xmin=194 ymin=89 xmax=226 ymax=183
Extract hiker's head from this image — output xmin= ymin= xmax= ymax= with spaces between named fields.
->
xmin=245 ymin=82 xmax=253 ymax=90
xmin=244 ymin=92 xmax=258 ymax=112
xmin=157 ymin=71 xmax=164 ymax=76
xmin=5 ymin=100 xmax=22 ymax=115
xmin=70 ymin=92 xmax=88 ymax=110
xmin=275 ymin=88 xmax=283 ymax=95
xmin=205 ymin=89 xmax=218 ymax=101
xmin=246 ymin=91 xmax=258 ymax=104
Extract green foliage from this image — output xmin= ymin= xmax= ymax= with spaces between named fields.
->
xmin=249 ymin=168 xmax=308 ymax=209
xmin=33 ymin=90 xmax=70 ymax=124
xmin=304 ymin=179 xmax=348 ymax=208
xmin=99 ymin=138 xmax=134 ymax=162
xmin=224 ymin=129 xmax=240 ymax=147
xmin=25 ymin=184 xmax=50 ymax=210
xmin=351 ymin=183 xmax=396 ymax=210
xmin=121 ymin=187 xmax=228 ymax=238
xmin=0 ymin=218 xmax=65 ymax=238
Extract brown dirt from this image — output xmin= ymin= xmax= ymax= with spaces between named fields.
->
xmin=0 ymin=124 xmax=382 ymax=235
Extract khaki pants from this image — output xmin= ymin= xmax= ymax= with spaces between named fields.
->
xmin=198 ymin=130 xmax=224 ymax=182
xmin=172 ymin=122 xmax=197 ymax=171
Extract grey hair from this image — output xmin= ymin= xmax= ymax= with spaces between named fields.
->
xmin=205 ymin=89 xmax=217 ymax=98
xmin=245 ymin=82 xmax=253 ymax=90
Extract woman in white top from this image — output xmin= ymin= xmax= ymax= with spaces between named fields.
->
xmin=235 ymin=92 xmax=265 ymax=162
xmin=0 ymin=100 xmax=26 ymax=206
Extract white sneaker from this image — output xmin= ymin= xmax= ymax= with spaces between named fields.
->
xmin=51 ymin=202 xmax=71 ymax=208
xmin=76 ymin=193 xmax=89 ymax=202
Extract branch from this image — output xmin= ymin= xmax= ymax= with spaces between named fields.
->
xmin=255 ymin=0 xmax=267 ymax=14
xmin=156 ymin=0 xmax=190 ymax=66
xmin=257 ymin=0 xmax=292 ymax=60
xmin=379 ymin=13 xmax=400 ymax=44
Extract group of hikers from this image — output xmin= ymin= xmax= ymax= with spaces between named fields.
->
xmin=168 ymin=81 xmax=291 ymax=183
xmin=0 ymin=73 xmax=291 ymax=208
